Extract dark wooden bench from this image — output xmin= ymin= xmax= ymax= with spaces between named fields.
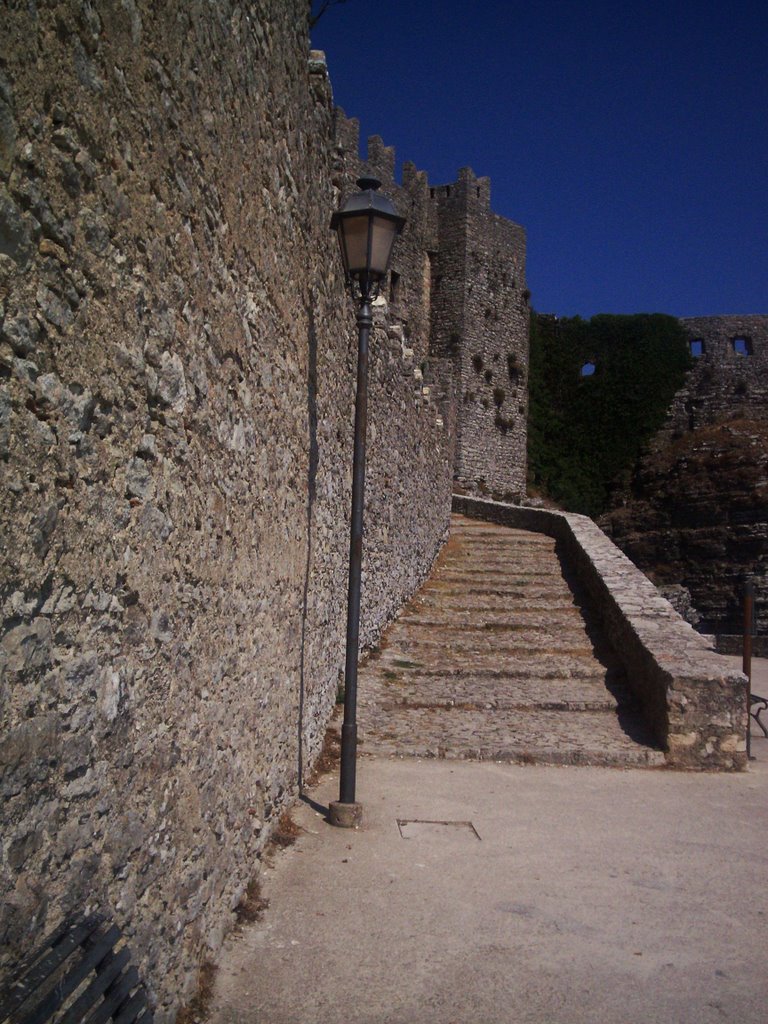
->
xmin=752 ymin=693 xmax=768 ymax=738
xmin=0 ymin=914 xmax=152 ymax=1024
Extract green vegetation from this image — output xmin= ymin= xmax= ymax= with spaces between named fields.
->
xmin=527 ymin=313 xmax=692 ymax=517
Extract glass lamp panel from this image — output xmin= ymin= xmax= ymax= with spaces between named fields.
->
xmin=335 ymin=226 xmax=350 ymax=276
xmin=368 ymin=217 xmax=398 ymax=276
xmin=340 ymin=215 xmax=372 ymax=276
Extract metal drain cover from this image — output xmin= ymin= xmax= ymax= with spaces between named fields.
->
xmin=397 ymin=819 xmax=481 ymax=840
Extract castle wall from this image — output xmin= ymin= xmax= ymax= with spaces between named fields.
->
xmin=0 ymin=6 xmax=451 ymax=1018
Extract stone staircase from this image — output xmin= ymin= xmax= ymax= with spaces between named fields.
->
xmin=358 ymin=514 xmax=665 ymax=767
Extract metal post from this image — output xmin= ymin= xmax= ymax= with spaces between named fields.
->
xmin=743 ymin=581 xmax=754 ymax=760
xmin=329 ymin=296 xmax=372 ymax=828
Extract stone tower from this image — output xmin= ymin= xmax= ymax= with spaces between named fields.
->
xmin=334 ymin=118 xmax=530 ymax=500
xmin=428 ymin=168 xmax=529 ymax=498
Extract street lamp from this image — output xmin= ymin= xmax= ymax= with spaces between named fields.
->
xmin=328 ymin=177 xmax=406 ymax=829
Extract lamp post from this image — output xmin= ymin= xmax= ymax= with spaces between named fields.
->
xmin=328 ymin=178 xmax=406 ymax=829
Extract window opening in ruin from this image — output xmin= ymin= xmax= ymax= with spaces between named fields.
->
xmin=430 ymin=188 xmax=435 ymax=198
xmin=580 ymin=361 xmax=596 ymax=377
xmin=732 ymin=336 xmax=753 ymax=356
xmin=472 ymin=354 xmax=483 ymax=372
xmin=389 ymin=271 xmax=401 ymax=304
xmin=690 ymin=339 xmax=704 ymax=357
xmin=446 ymin=186 xmax=451 ymax=197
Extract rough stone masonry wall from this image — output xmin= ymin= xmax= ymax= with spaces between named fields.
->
xmin=455 ymin=497 xmax=749 ymax=771
xmin=0 ymin=6 xmax=451 ymax=1018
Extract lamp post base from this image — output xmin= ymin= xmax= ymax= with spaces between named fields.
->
xmin=328 ymin=800 xmax=363 ymax=829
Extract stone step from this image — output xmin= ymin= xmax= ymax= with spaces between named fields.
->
xmin=409 ymin=595 xmax=579 ymax=613
xmin=374 ymin=651 xmax=610 ymax=682
xmin=397 ymin=609 xmax=588 ymax=628
xmin=380 ymin=637 xmax=599 ymax=661
xmin=356 ymin=513 xmax=663 ymax=769
xmin=419 ymin=583 xmax=576 ymax=600
xmin=389 ymin=620 xmax=594 ymax=645
xmin=434 ymin=567 xmax=567 ymax=581
xmin=449 ymin=525 xmax=551 ymax=541
xmin=359 ymin=705 xmax=665 ymax=768
xmin=362 ymin=671 xmax=628 ymax=711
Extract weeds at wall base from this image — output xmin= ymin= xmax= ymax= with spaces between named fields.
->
xmin=175 ymin=959 xmax=218 ymax=1024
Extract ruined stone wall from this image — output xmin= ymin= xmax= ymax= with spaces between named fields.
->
xmin=0 ymin=6 xmax=451 ymax=1018
xmin=329 ymin=113 xmax=456 ymax=639
xmin=602 ymin=315 xmax=768 ymax=637
xmin=662 ymin=315 xmax=768 ymax=438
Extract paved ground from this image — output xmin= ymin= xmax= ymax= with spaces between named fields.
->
xmin=210 ymin=732 xmax=768 ymax=1024
xmin=209 ymin=517 xmax=768 ymax=1023
xmin=358 ymin=515 xmax=663 ymax=767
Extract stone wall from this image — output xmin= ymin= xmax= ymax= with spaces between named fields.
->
xmin=602 ymin=315 xmax=767 ymax=637
xmin=0 ymin=5 xmax=451 ymax=1018
xmin=455 ymin=497 xmax=749 ymax=771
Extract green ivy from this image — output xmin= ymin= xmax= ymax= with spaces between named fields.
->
xmin=527 ymin=313 xmax=692 ymax=517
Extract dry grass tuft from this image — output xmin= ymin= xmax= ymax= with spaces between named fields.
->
xmin=235 ymin=876 xmax=269 ymax=925
xmin=269 ymin=810 xmax=303 ymax=850
xmin=176 ymin=959 xmax=218 ymax=1024
xmin=305 ymin=717 xmax=342 ymax=786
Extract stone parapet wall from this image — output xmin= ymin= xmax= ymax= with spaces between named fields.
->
xmin=454 ymin=497 xmax=748 ymax=771
xmin=0 ymin=6 xmax=451 ymax=1018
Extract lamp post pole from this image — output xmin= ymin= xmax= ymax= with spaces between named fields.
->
xmin=334 ymin=294 xmax=372 ymax=822
xmin=328 ymin=179 xmax=405 ymax=828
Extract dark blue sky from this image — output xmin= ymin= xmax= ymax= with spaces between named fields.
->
xmin=311 ymin=1 xmax=767 ymax=319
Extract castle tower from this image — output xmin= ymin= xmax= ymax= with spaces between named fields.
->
xmin=334 ymin=117 xmax=529 ymax=500
xmin=429 ymin=168 xmax=529 ymax=498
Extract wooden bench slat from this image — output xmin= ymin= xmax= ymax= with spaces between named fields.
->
xmin=81 ymin=965 xmax=139 ymax=1024
xmin=0 ymin=916 xmax=102 ymax=1021
xmin=111 ymin=988 xmax=149 ymax=1024
xmin=56 ymin=949 xmax=132 ymax=1024
xmin=0 ymin=918 xmax=72 ymax=1004
xmin=2 ymin=913 xmax=151 ymax=1024
xmin=17 ymin=925 xmax=123 ymax=1024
